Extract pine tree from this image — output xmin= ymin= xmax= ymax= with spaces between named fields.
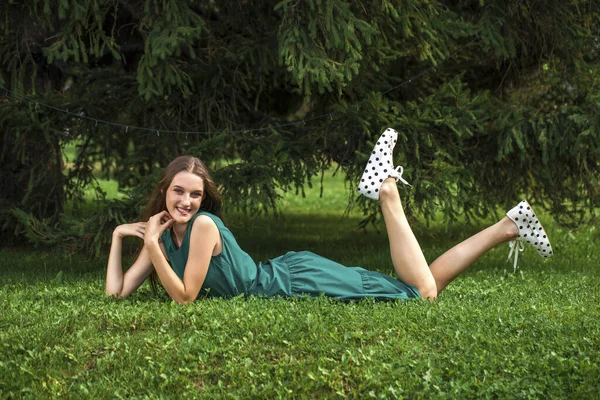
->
xmin=1 ymin=0 xmax=598 ymax=251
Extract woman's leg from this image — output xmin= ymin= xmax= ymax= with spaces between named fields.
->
xmin=379 ymin=178 xmax=519 ymax=299
xmin=428 ymin=216 xmax=517 ymax=294
xmin=379 ymin=179 xmax=438 ymax=299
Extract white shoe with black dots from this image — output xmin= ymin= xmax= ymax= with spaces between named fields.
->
xmin=357 ymin=128 xmax=411 ymax=200
xmin=506 ymin=200 xmax=553 ymax=272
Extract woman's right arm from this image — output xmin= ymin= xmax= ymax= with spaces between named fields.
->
xmin=106 ymin=222 xmax=153 ymax=298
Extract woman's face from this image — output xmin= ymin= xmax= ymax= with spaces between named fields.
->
xmin=165 ymin=171 xmax=204 ymax=224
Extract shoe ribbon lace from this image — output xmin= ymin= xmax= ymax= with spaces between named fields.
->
xmin=393 ymin=166 xmax=411 ymax=187
xmin=507 ymin=240 xmax=525 ymax=273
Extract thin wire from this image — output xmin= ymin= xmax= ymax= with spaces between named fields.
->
xmin=0 ymin=87 xmax=340 ymax=135
xmin=0 ymin=0 xmax=524 ymax=136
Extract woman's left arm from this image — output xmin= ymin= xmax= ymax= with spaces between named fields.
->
xmin=144 ymin=212 xmax=219 ymax=304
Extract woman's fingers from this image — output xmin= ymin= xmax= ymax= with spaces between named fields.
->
xmin=144 ymin=211 xmax=175 ymax=242
xmin=115 ymin=222 xmax=150 ymax=240
xmin=149 ymin=211 xmax=169 ymax=222
xmin=159 ymin=212 xmax=173 ymax=224
xmin=161 ymin=218 xmax=175 ymax=230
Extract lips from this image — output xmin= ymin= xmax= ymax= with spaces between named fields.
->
xmin=176 ymin=207 xmax=191 ymax=217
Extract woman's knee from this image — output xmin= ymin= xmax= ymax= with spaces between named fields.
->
xmin=418 ymin=281 xmax=438 ymax=300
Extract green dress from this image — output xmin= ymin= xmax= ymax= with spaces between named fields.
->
xmin=161 ymin=211 xmax=421 ymax=301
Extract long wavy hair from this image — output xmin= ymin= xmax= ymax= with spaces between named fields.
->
xmin=141 ymin=156 xmax=222 ymax=221
xmin=140 ymin=156 xmax=223 ymax=291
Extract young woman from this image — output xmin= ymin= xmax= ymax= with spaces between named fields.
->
xmin=106 ymin=128 xmax=553 ymax=303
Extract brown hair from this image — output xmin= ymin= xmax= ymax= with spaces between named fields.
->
xmin=140 ymin=156 xmax=223 ymax=292
xmin=141 ymin=156 xmax=222 ymax=221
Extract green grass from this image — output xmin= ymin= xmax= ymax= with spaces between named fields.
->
xmin=1 ymin=171 xmax=599 ymax=398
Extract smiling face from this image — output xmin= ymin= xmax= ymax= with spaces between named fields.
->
xmin=165 ymin=171 xmax=204 ymax=224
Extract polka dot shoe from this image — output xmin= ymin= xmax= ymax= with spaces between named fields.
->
xmin=357 ymin=128 xmax=411 ymax=200
xmin=506 ymin=200 xmax=553 ymax=272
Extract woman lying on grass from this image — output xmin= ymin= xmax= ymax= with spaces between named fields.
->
xmin=106 ymin=128 xmax=553 ymax=303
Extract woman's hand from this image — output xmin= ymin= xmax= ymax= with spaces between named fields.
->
xmin=113 ymin=222 xmax=147 ymax=240
xmin=144 ymin=211 xmax=174 ymax=246
xmin=107 ymin=222 xmax=155 ymax=298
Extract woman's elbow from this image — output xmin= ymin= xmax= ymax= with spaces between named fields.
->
xmin=175 ymin=293 xmax=196 ymax=305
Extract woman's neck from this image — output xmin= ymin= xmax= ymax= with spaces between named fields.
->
xmin=172 ymin=222 xmax=188 ymax=246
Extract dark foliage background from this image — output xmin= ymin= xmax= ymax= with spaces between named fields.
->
xmin=1 ymin=0 xmax=598 ymax=254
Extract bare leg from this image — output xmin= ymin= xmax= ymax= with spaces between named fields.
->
xmin=379 ymin=179 xmax=438 ymax=299
xmin=379 ymin=178 xmax=519 ymax=299
xmin=429 ymin=217 xmax=518 ymax=294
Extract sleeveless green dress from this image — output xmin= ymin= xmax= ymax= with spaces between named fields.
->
xmin=161 ymin=211 xmax=421 ymax=301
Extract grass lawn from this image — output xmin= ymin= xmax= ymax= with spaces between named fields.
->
xmin=1 ymin=171 xmax=599 ymax=398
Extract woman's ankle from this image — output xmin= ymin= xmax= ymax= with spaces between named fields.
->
xmin=500 ymin=216 xmax=519 ymax=240
xmin=378 ymin=178 xmax=399 ymax=202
